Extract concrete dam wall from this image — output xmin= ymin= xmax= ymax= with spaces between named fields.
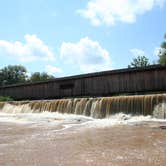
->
xmin=0 ymin=65 xmax=166 ymax=100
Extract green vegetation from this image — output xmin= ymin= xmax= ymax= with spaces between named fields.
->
xmin=128 ymin=33 xmax=166 ymax=68
xmin=158 ymin=34 xmax=166 ymax=65
xmin=128 ymin=55 xmax=150 ymax=68
xmin=0 ymin=65 xmax=27 ymax=86
xmin=29 ymin=72 xmax=54 ymax=82
xmin=0 ymin=65 xmax=55 ymax=86
xmin=0 ymin=96 xmax=13 ymax=101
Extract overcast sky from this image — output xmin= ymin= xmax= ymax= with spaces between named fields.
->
xmin=0 ymin=0 xmax=166 ymax=76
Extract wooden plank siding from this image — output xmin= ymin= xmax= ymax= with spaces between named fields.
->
xmin=0 ymin=65 xmax=166 ymax=100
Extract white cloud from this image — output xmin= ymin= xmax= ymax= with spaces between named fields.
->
xmin=154 ymin=47 xmax=161 ymax=56
xmin=0 ymin=34 xmax=55 ymax=62
xmin=78 ymin=0 xmax=166 ymax=26
xmin=154 ymin=47 xmax=166 ymax=57
xmin=60 ymin=37 xmax=112 ymax=73
xmin=45 ymin=65 xmax=62 ymax=75
xmin=130 ymin=48 xmax=146 ymax=57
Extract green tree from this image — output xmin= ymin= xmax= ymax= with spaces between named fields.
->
xmin=30 ymin=72 xmax=54 ymax=82
xmin=0 ymin=65 xmax=27 ymax=86
xmin=128 ymin=55 xmax=150 ymax=68
xmin=158 ymin=34 xmax=166 ymax=65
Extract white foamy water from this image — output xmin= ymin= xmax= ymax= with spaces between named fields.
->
xmin=0 ymin=112 xmax=165 ymax=131
xmin=0 ymin=98 xmax=166 ymax=166
xmin=0 ymin=112 xmax=166 ymax=166
xmin=83 ymin=113 xmax=166 ymax=129
xmin=0 ymin=112 xmax=92 ymax=125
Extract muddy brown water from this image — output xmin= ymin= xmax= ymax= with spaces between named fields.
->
xmin=0 ymin=113 xmax=166 ymax=166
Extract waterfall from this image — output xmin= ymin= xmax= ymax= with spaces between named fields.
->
xmin=0 ymin=94 xmax=166 ymax=119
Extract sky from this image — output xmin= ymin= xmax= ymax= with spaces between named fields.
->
xmin=0 ymin=0 xmax=166 ymax=77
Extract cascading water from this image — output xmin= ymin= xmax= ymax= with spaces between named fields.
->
xmin=0 ymin=94 xmax=166 ymax=119
xmin=0 ymin=94 xmax=166 ymax=166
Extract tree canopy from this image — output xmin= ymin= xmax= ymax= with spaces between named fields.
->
xmin=0 ymin=65 xmax=27 ymax=86
xmin=29 ymin=72 xmax=54 ymax=82
xmin=128 ymin=55 xmax=150 ymax=68
xmin=0 ymin=65 xmax=55 ymax=86
xmin=158 ymin=34 xmax=166 ymax=65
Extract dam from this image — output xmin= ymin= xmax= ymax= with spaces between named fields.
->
xmin=0 ymin=93 xmax=165 ymax=118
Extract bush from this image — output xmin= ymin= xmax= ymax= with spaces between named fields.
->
xmin=0 ymin=96 xmax=13 ymax=101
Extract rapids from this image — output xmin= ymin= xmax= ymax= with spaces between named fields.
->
xmin=0 ymin=94 xmax=166 ymax=166
xmin=0 ymin=94 xmax=166 ymax=119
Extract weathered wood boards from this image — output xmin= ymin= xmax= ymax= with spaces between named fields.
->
xmin=0 ymin=65 xmax=166 ymax=100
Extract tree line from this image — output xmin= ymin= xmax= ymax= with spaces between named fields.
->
xmin=0 ymin=34 xmax=166 ymax=86
xmin=0 ymin=65 xmax=54 ymax=86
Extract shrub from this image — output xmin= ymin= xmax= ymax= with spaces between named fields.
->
xmin=0 ymin=96 xmax=13 ymax=101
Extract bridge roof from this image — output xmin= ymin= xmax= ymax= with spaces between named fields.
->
xmin=1 ymin=65 xmax=166 ymax=89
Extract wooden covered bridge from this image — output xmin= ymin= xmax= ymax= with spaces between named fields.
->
xmin=0 ymin=65 xmax=166 ymax=100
